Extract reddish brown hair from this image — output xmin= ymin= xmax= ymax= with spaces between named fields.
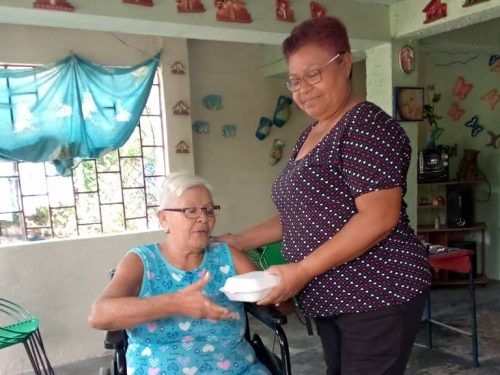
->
xmin=282 ymin=16 xmax=351 ymax=61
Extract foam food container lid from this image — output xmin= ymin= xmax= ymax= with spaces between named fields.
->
xmin=220 ymin=271 xmax=279 ymax=302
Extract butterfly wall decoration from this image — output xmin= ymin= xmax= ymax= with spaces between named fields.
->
xmin=489 ymin=55 xmax=500 ymax=73
xmin=464 ymin=115 xmax=484 ymax=137
xmin=486 ymin=131 xmax=500 ymax=149
xmin=452 ymin=76 xmax=473 ymax=100
xmin=480 ymin=89 xmax=500 ymax=110
xmin=448 ymin=102 xmax=465 ymax=121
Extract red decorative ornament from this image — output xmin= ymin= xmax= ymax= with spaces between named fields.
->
xmin=310 ymin=1 xmax=326 ymax=18
xmin=177 ymin=0 xmax=205 ymax=13
xmin=122 ymin=0 xmax=153 ymax=6
xmin=275 ymin=0 xmax=295 ymax=22
xmin=215 ymin=0 xmax=252 ymax=23
xmin=33 ymin=0 xmax=74 ymax=12
xmin=422 ymin=0 xmax=447 ymax=24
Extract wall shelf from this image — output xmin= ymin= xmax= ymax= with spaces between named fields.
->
xmin=417 ymin=181 xmax=487 ymax=286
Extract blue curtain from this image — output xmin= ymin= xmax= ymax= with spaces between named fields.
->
xmin=0 ymin=52 xmax=161 ymax=175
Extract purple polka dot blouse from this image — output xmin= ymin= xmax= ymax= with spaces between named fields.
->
xmin=272 ymin=101 xmax=431 ymax=317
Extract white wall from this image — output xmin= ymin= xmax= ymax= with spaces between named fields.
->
xmin=189 ymin=40 xmax=367 ymax=233
xmin=0 ymin=230 xmax=164 ymax=374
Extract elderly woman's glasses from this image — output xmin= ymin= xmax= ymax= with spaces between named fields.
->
xmin=284 ymin=53 xmax=342 ymax=92
xmin=161 ymin=205 xmax=220 ymax=219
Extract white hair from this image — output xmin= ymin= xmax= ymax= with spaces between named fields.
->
xmin=159 ymin=171 xmax=213 ymax=209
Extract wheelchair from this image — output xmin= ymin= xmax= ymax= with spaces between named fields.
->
xmin=98 ymin=270 xmax=292 ymax=375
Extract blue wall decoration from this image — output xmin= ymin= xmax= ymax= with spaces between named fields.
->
xmin=272 ymin=95 xmax=292 ymax=127
xmin=202 ymin=94 xmax=223 ymax=110
xmin=255 ymin=117 xmax=272 ymax=140
xmin=465 ymin=115 xmax=484 ymax=137
xmin=268 ymin=139 xmax=285 ymax=165
xmin=0 ymin=52 xmax=160 ymax=176
xmin=221 ymin=124 xmax=236 ymax=137
xmin=192 ymin=121 xmax=210 ymax=134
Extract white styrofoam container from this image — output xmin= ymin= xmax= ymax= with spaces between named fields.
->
xmin=219 ymin=271 xmax=279 ymax=302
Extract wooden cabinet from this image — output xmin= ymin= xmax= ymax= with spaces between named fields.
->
xmin=417 ymin=181 xmax=487 ymax=285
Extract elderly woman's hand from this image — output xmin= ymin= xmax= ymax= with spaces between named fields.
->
xmin=176 ymin=272 xmax=237 ymax=320
xmin=257 ymin=263 xmax=313 ymax=306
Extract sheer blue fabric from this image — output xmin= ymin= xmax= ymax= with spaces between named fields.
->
xmin=0 ymin=52 xmax=161 ymax=175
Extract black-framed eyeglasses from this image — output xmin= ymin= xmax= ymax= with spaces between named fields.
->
xmin=161 ymin=205 xmax=220 ymax=219
xmin=284 ymin=53 xmax=343 ymax=92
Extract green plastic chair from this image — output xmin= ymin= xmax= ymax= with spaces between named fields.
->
xmin=251 ymin=242 xmax=314 ymax=335
xmin=253 ymin=241 xmax=286 ymax=270
xmin=0 ymin=298 xmax=54 ymax=375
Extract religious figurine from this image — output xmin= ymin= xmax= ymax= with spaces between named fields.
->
xmin=170 ymin=61 xmax=186 ymax=74
xmin=422 ymin=0 xmax=447 ymax=24
xmin=215 ymin=0 xmax=252 ymax=23
xmin=33 ymin=0 xmax=74 ymax=12
xmin=122 ymin=0 xmax=154 ymax=6
xmin=172 ymin=100 xmax=190 ymax=116
xmin=276 ymin=0 xmax=295 ymax=22
xmin=310 ymin=1 xmax=326 ymax=18
xmin=177 ymin=0 xmax=205 ymax=13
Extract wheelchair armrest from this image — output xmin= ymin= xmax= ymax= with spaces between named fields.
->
xmin=244 ymin=303 xmax=287 ymax=328
xmin=104 ymin=330 xmax=126 ymax=350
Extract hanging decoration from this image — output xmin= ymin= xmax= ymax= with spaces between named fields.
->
xmin=452 ymin=76 xmax=473 ymax=100
xmin=177 ymin=0 xmax=205 ymax=13
xmin=0 ymin=52 xmax=160 ymax=176
xmin=310 ymin=2 xmax=326 ymax=18
xmin=255 ymin=117 xmax=272 ymax=140
xmin=447 ymin=102 xmax=465 ymax=121
xmin=272 ymin=96 xmax=293 ymax=127
xmin=485 ymin=131 xmax=500 ymax=149
xmin=399 ymin=45 xmax=415 ymax=74
xmin=122 ymin=0 xmax=153 ymax=6
xmin=33 ymin=0 xmax=74 ymax=11
xmin=192 ymin=121 xmax=210 ymax=134
xmin=268 ymin=139 xmax=285 ymax=166
xmin=221 ymin=124 xmax=237 ymax=137
xmin=215 ymin=0 xmax=252 ymax=23
xmin=422 ymin=0 xmax=447 ymax=24
xmin=202 ymin=94 xmax=223 ymax=110
xmin=463 ymin=0 xmax=489 ymax=7
xmin=276 ymin=0 xmax=295 ymax=22
xmin=481 ymin=89 xmax=500 ymax=110
xmin=489 ymin=55 xmax=500 ymax=72
xmin=464 ymin=116 xmax=484 ymax=137
xmin=175 ymin=140 xmax=190 ymax=153
xmin=172 ymin=100 xmax=190 ymax=115
xmin=170 ymin=61 xmax=186 ymax=75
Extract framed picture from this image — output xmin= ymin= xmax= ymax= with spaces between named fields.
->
xmin=394 ymin=86 xmax=424 ymax=122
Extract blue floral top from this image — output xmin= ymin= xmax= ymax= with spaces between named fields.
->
xmin=125 ymin=242 xmax=270 ymax=375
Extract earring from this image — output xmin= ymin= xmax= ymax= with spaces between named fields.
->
xmin=164 ymin=227 xmax=169 ymax=234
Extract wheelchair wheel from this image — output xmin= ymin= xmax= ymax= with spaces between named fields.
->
xmin=99 ymin=367 xmax=111 ymax=375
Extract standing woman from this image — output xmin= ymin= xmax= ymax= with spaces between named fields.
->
xmin=218 ymin=16 xmax=431 ymax=375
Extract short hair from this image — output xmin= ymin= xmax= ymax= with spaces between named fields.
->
xmin=282 ymin=16 xmax=351 ymax=61
xmin=159 ymin=171 xmax=213 ymax=209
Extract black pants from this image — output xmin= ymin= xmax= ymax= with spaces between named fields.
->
xmin=314 ymin=291 xmax=428 ymax=375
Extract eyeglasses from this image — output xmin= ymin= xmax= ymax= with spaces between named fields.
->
xmin=161 ymin=205 xmax=220 ymax=219
xmin=284 ymin=53 xmax=342 ymax=92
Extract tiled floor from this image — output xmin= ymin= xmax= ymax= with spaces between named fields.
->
xmin=28 ymin=281 xmax=500 ymax=375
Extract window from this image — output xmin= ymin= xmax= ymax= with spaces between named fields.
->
xmin=0 ymin=65 xmax=166 ymax=245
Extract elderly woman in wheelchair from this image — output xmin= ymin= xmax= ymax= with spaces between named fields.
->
xmin=89 ymin=172 xmax=292 ymax=375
